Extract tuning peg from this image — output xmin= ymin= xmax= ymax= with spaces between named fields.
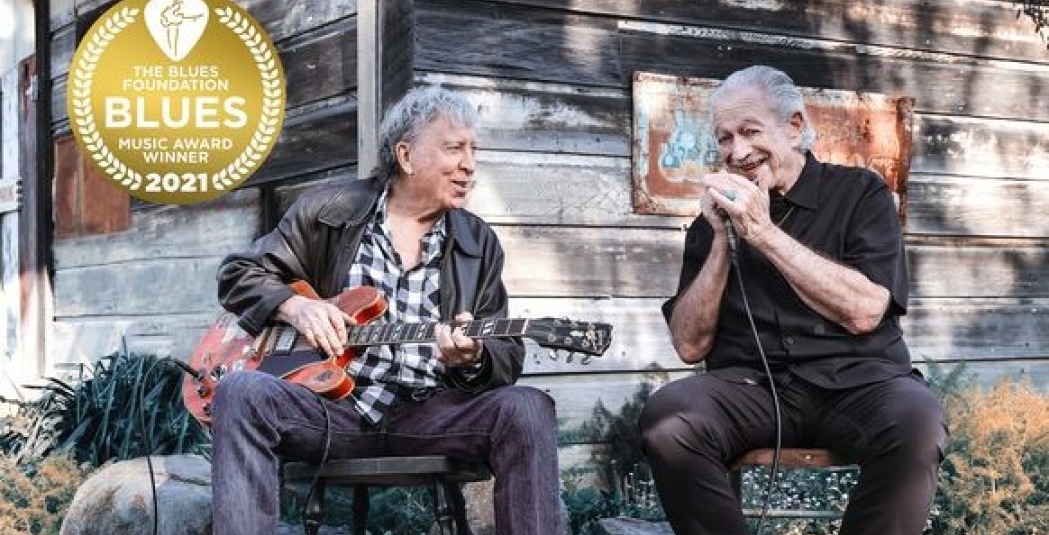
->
xmin=581 ymin=355 xmax=593 ymax=365
xmin=547 ymin=349 xmax=558 ymax=361
xmin=565 ymin=352 xmax=574 ymax=364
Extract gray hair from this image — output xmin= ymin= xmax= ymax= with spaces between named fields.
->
xmin=708 ymin=66 xmax=817 ymax=150
xmin=375 ymin=86 xmax=479 ymax=182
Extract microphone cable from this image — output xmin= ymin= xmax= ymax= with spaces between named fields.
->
xmin=726 ymin=222 xmax=782 ymax=535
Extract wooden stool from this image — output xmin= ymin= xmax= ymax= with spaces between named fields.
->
xmin=283 ymin=455 xmax=492 ymax=535
xmin=729 ymin=448 xmax=858 ymax=519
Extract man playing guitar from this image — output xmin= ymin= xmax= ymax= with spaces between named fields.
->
xmin=210 ymin=86 xmax=564 ymax=535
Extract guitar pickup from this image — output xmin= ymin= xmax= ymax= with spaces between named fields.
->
xmin=271 ymin=324 xmax=297 ymax=355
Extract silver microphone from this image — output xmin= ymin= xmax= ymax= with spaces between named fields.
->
xmin=724 ymin=217 xmax=739 ymax=254
xmin=720 ymin=189 xmax=740 ymax=262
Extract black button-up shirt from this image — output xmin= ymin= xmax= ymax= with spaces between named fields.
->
xmin=663 ymin=152 xmax=913 ymax=389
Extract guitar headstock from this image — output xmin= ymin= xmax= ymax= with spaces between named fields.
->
xmin=523 ymin=318 xmax=613 ymax=358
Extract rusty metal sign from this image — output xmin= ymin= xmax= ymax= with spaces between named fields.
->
xmin=632 ymin=71 xmax=913 ymax=219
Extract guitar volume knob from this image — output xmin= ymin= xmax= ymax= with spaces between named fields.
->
xmin=210 ymin=364 xmax=229 ymax=382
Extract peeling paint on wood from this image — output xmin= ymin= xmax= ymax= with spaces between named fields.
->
xmin=43 ymin=0 xmax=1048 ymax=390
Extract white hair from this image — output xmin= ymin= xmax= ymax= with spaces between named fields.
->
xmin=375 ymin=86 xmax=478 ymax=182
xmin=709 ymin=66 xmax=817 ymax=150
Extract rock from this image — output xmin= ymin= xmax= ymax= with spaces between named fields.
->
xmin=60 ymin=455 xmax=212 ymax=535
xmin=594 ymin=516 xmax=675 ymax=535
xmin=461 ymin=479 xmax=495 ymax=535
xmin=461 ymin=478 xmax=570 ymax=535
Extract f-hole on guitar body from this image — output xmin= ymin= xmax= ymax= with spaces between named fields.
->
xmin=183 ymin=282 xmax=385 ymax=425
xmin=183 ymin=282 xmax=613 ymax=426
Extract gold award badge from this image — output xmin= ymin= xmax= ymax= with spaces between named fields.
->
xmin=68 ymin=0 xmax=285 ymax=204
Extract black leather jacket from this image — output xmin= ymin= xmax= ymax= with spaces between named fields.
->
xmin=216 ymin=177 xmax=524 ymax=392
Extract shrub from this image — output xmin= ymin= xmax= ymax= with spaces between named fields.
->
xmin=572 ymin=382 xmax=655 ymax=496
xmin=0 ymin=351 xmax=210 ymax=534
xmin=930 ymin=379 xmax=1049 ymax=535
xmin=560 ymin=380 xmax=665 ymax=533
xmin=1 ymin=352 xmax=211 ymax=467
xmin=282 ymin=484 xmax=437 ymax=535
xmin=561 ymin=466 xmax=622 ymax=535
xmin=0 ymin=453 xmax=91 ymax=535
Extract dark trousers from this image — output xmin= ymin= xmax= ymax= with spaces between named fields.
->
xmin=639 ymin=371 xmax=947 ymax=535
xmin=210 ymin=370 xmax=563 ymax=535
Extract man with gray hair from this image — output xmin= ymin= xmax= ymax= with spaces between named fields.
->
xmin=640 ymin=66 xmax=946 ymax=535
xmin=211 ymin=86 xmax=562 ymax=535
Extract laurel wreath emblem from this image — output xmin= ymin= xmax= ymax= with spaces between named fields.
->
xmin=69 ymin=4 xmax=284 ymax=196
xmin=70 ymin=7 xmax=143 ymax=190
xmin=212 ymin=6 xmax=284 ymax=191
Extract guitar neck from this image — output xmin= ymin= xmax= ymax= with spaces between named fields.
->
xmin=347 ymin=318 xmax=530 ymax=347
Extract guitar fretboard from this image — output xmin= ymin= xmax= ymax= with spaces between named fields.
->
xmin=347 ymin=318 xmax=530 ymax=347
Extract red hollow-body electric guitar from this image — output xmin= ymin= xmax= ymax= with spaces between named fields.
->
xmin=183 ymin=282 xmax=613 ymax=426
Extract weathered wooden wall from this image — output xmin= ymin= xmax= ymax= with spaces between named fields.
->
xmin=47 ymin=0 xmax=361 ymax=372
xmin=47 ymin=0 xmax=1048 ymax=476
xmin=399 ymin=0 xmax=1049 ymax=431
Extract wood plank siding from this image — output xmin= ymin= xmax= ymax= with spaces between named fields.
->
xmin=406 ymin=0 xmax=1049 ymax=393
xmin=47 ymin=0 xmax=362 ymax=367
xmin=47 ymin=0 xmax=1047 ymax=453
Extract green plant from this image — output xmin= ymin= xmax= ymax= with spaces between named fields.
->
xmin=365 ymin=487 xmax=436 ymax=534
xmin=573 ymin=382 xmax=656 ymax=496
xmin=0 ymin=352 xmax=211 ymax=467
xmin=561 ymin=466 xmax=621 ymax=535
xmin=0 ymin=394 xmax=44 ymax=457
xmin=282 ymin=484 xmax=438 ymax=535
xmin=0 ymin=351 xmax=212 ymax=533
xmin=922 ymin=359 xmax=975 ymax=409
xmin=560 ymin=381 xmax=665 ymax=533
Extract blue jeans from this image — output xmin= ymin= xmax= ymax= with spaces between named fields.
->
xmin=210 ymin=370 xmax=562 ymax=535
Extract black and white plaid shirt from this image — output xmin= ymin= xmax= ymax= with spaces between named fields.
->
xmin=344 ymin=189 xmax=447 ymax=424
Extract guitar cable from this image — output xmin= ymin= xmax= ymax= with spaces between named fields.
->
xmin=159 ymin=354 xmax=335 ymax=534
xmin=136 ymin=353 xmax=206 ymax=535
xmin=726 ymin=228 xmax=782 ymax=535
xmin=302 ymin=394 xmax=334 ymax=535
xmin=139 ymin=358 xmax=162 ymax=535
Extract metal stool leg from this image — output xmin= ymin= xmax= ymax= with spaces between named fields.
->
xmin=730 ymin=469 xmax=743 ymax=502
xmin=283 ymin=457 xmax=491 ymax=535
xmin=352 ymin=485 xmax=369 ymax=535
xmin=432 ymin=481 xmax=458 ymax=535
xmin=448 ymin=481 xmax=473 ymax=535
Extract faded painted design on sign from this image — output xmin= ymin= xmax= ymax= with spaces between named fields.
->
xmin=632 ymin=72 xmax=913 ymax=219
